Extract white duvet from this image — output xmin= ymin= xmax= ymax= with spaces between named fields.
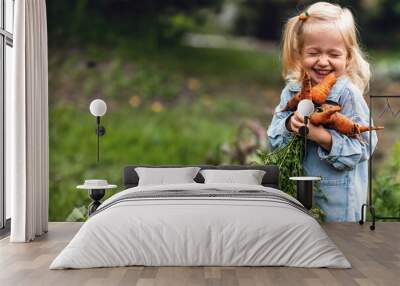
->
xmin=50 ymin=183 xmax=351 ymax=269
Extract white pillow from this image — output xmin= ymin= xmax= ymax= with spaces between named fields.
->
xmin=135 ymin=167 xmax=200 ymax=186
xmin=200 ymin=169 xmax=266 ymax=185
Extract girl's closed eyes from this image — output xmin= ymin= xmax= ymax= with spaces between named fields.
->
xmin=305 ymin=50 xmax=344 ymax=57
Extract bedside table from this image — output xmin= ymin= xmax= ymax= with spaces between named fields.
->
xmin=289 ymin=176 xmax=321 ymax=210
xmin=77 ymin=180 xmax=117 ymax=216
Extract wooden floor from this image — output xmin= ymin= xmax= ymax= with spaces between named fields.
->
xmin=0 ymin=222 xmax=399 ymax=286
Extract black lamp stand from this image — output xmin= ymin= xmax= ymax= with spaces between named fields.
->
xmin=88 ymin=189 xmax=106 ymax=216
xmin=298 ymin=116 xmax=309 ymax=160
xmin=295 ymin=180 xmax=313 ymax=210
xmin=293 ymin=117 xmax=315 ymax=210
xmin=96 ymin=116 xmax=106 ymax=163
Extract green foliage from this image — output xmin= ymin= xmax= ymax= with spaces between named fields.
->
xmin=372 ymin=175 xmax=400 ymax=218
xmin=371 ymin=140 xmax=400 ymax=218
xmin=159 ymin=13 xmax=198 ymax=43
xmin=258 ymin=136 xmax=304 ymax=197
xmin=309 ymin=207 xmax=326 ymax=222
xmin=132 ymin=65 xmax=183 ymax=101
xmin=312 ymin=184 xmax=327 ymax=222
xmin=66 ymin=206 xmax=87 ymax=222
xmin=46 ymin=0 xmax=223 ymax=45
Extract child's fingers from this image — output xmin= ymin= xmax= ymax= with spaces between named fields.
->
xmin=291 ymin=116 xmax=303 ymax=129
xmin=291 ymin=126 xmax=299 ymax=134
xmin=290 ymin=116 xmax=303 ymax=133
xmin=294 ymin=111 xmax=305 ymax=123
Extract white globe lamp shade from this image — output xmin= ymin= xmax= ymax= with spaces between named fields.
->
xmin=298 ymin=99 xmax=314 ymax=117
xmin=89 ymin=99 xmax=107 ymax=117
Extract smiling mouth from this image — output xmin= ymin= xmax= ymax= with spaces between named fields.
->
xmin=313 ymin=69 xmax=333 ymax=76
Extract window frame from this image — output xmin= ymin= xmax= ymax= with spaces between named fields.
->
xmin=1 ymin=0 xmax=14 ymax=232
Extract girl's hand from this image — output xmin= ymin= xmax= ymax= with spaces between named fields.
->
xmin=289 ymin=111 xmax=332 ymax=152
xmin=307 ymin=122 xmax=332 ymax=152
xmin=289 ymin=111 xmax=304 ymax=133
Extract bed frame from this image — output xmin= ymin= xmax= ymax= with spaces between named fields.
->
xmin=123 ymin=165 xmax=279 ymax=189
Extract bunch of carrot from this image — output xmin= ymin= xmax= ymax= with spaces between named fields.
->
xmin=281 ymin=73 xmax=336 ymax=112
xmin=281 ymin=73 xmax=384 ymax=138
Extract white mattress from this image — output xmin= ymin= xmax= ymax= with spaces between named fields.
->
xmin=50 ymin=183 xmax=351 ymax=269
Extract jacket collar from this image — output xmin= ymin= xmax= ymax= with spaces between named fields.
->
xmin=287 ymin=76 xmax=350 ymax=104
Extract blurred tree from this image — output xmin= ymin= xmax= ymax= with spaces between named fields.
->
xmin=361 ymin=0 xmax=400 ymax=47
xmin=47 ymin=0 xmax=223 ymax=46
xmin=47 ymin=0 xmax=400 ymax=48
xmin=234 ymin=0 xmax=297 ymax=40
xmin=233 ymin=0 xmax=400 ymax=48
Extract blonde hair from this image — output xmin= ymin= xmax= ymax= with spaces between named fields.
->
xmin=282 ymin=2 xmax=370 ymax=93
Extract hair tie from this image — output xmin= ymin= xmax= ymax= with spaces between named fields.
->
xmin=299 ymin=11 xmax=310 ymax=21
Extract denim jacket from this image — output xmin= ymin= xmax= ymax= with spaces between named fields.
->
xmin=267 ymin=76 xmax=378 ymax=222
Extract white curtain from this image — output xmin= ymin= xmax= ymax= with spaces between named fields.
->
xmin=8 ymin=0 xmax=49 ymax=242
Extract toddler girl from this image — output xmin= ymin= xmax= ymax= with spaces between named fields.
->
xmin=267 ymin=2 xmax=378 ymax=221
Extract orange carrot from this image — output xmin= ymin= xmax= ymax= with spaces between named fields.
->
xmin=310 ymin=73 xmax=337 ymax=105
xmin=309 ymin=103 xmax=341 ymax=126
xmin=281 ymin=74 xmax=311 ymax=112
xmin=330 ymin=112 xmax=384 ymax=137
xmin=310 ymin=103 xmax=384 ymax=137
xmin=281 ymin=73 xmax=335 ymax=112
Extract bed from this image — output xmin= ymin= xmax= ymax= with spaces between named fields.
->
xmin=50 ymin=165 xmax=351 ymax=269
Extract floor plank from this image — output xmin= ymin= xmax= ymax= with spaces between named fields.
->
xmin=0 ymin=222 xmax=399 ymax=286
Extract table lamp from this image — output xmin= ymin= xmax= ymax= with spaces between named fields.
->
xmin=291 ymin=99 xmax=319 ymax=210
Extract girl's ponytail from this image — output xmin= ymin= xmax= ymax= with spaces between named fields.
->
xmin=281 ymin=16 xmax=304 ymax=82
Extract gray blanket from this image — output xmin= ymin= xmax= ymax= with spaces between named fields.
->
xmin=91 ymin=189 xmax=310 ymax=217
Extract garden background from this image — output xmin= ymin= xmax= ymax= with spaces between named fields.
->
xmin=47 ymin=0 xmax=400 ymax=221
